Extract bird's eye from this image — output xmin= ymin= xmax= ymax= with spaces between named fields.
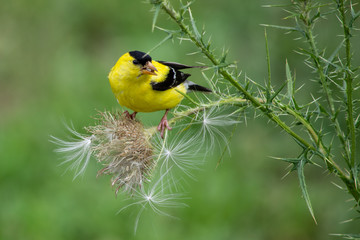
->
xmin=133 ymin=60 xmax=139 ymax=65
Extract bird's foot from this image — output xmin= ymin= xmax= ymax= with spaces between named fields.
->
xmin=157 ymin=119 xmax=172 ymax=139
xmin=124 ymin=110 xmax=137 ymax=120
xmin=157 ymin=109 xmax=172 ymax=139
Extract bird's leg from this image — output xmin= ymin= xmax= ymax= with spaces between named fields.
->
xmin=124 ymin=110 xmax=137 ymax=120
xmin=130 ymin=112 xmax=137 ymax=120
xmin=157 ymin=109 xmax=172 ymax=139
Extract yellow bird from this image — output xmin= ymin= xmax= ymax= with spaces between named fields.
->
xmin=108 ymin=50 xmax=211 ymax=138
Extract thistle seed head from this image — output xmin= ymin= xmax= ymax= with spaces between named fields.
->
xmin=87 ymin=111 xmax=155 ymax=194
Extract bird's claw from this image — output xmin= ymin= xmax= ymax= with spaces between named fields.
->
xmin=123 ymin=110 xmax=137 ymax=120
xmin=157 ymin=118 xmax=172 ymax=139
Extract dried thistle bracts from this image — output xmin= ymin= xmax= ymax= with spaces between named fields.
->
xmin=51 ymin=111 xmax=156 ymax=194
xmin=87 ymin=111 xmax=155 ymax=194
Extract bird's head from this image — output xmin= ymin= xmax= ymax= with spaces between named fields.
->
xmin=127 ymin=50 xmax=158 ymax=76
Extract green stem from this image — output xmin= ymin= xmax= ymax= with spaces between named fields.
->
xmin=339 ymin=0 xmax=356 ymax=174
xmin=303 ymin=8 xmax=352 ymax=168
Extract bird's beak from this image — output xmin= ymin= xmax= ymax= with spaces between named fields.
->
xmin=141 ymin=61 xmax=158 ymax=75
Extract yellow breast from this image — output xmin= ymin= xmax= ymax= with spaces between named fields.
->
xmin=108 ymin=53 xmax=186 ymax=112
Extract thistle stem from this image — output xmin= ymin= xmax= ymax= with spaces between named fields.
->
xmin=303 ymin=18 xmax=352 ymax=165
xmin=339 ymin=0 xmax=356 ymax=177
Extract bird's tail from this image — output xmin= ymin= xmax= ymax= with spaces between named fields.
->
xmin=185 ymin=81 xmax=212 ymax=92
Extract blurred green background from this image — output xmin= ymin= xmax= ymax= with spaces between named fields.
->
xmin=1 ymin=0 xmax=359 ymax=239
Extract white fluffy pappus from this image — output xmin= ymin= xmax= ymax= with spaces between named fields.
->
xmin=50 ymin=124 xmax=94 ymax=179
xmin=152 ymin=130 xmax=204 ymax=191
xmin=191 ymin=105 xmax=241 ymax=151
xmin=117 ymin=168 xmax=188 ymax=233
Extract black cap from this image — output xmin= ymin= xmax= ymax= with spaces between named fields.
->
xmin=129 ymin=51 xmax=152 ymax=65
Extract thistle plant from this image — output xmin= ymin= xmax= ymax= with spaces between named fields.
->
xmin=51 ymin=0 xmax=360 ymax=236
xmin=147 ymin=0 xmax=359 ymax=233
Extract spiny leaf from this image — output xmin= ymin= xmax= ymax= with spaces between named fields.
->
xmin=294 ymin=18 xmax=306 ymax=37
xmin=260 ymin=24 xmax=300 ymax=32
xmin=269 ymin=81 xmax=287 ymax=102
xmin=323 ymin=39 xmax=344 ymax=74
xmin=286 ymin=60 xmax=299 ymax=109
xmin=180 ymin=0 xmax=194 ymax=11
xmin=272 ymin=156 xmax=300 ymax=165
xmin=244 ymin=77 xmax=250 ymax=91
xmin=297 ymin=47 xmax=320 ymax=63
xmin=147 ymin=29 xmax=180 ymax=54
xmin=286 ymin=60 xmax=293 ymax=99
xmin=355 ymin=113 xmax=360 ymax=129
xmin=350 ymin=1 xmax=356 ymax=18
xmin=188 ymin=7 xmax=201 ymax=41
xmin=349 ymin=2 xmax=360 ymax=28
xmin=314 ymin=100 xmax=330 ymax=117
xmin=220 ymin=49 xmax=229 ymax=64
xmin=310 ymin=10 xmax=321 ymax=24
xmin=264 ymin=28 xmax=272 ymax=102
xmin=179 ymin=0 xmax=193 ymax=16
xmin=245 ymin=75 xmax=266 ymax=91
xmin=298 ymin=157 xmax=317 ymax=224
xmin=152 ymin=4 xmax=161 ymax=31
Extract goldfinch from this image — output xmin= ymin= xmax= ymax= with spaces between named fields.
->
xmin=108 ymin=50 xmax=211 ymax=138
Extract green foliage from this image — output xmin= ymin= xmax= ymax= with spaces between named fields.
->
xmin=148 ymin=0 xmax=360 ymax=236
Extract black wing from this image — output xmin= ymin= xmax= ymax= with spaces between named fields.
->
xmin=151 ymin=67 xmax=191 ymax=91
xmin=157 ymin=61 xmax=206 ymax=70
